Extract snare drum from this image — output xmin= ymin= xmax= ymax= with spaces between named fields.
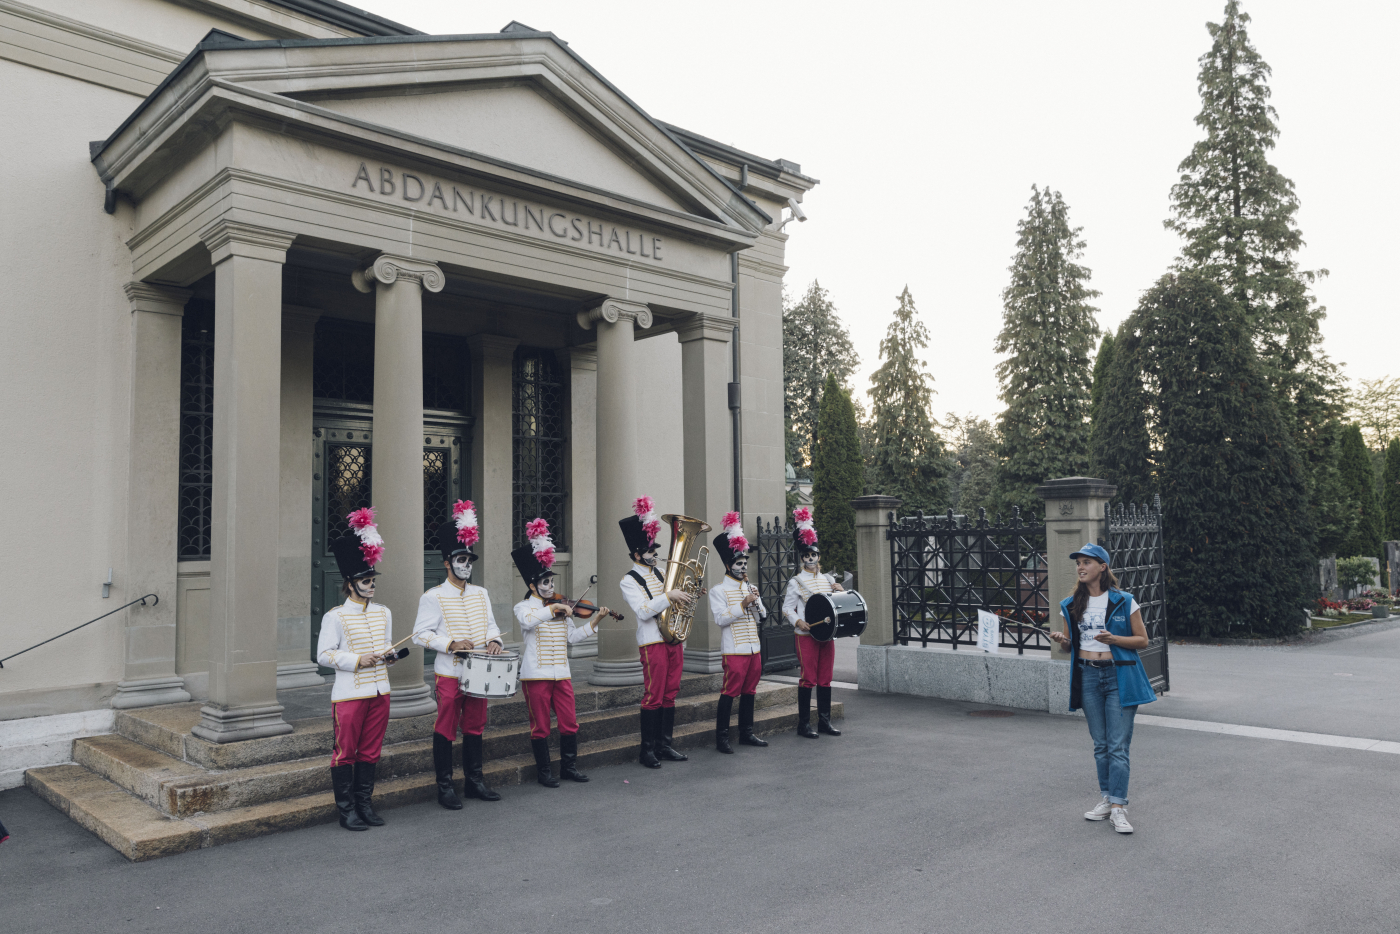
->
xmin=456 ymin=650 xmax=521 ymax=699
xmin=803 ymin=591 xmax=868 ymax=642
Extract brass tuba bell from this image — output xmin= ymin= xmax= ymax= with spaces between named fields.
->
xmin=656 ymin=514 xmax=711 ymax=645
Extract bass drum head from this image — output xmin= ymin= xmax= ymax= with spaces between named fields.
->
xmin=803 ymin=593 xmax=839 ymax=642
xmin=833 ymin=590 xmax=868 ymax=638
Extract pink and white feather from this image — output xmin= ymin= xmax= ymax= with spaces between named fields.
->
xmin=346 ymin=507 xmax=385 ymax=566
xmin=721 ymin=511 xmax=749 ymax=556
xmin=452 ymin=499 xmax=480 ymax=549
xmin=633 ymin=495 xmax=661 ymax=546
xmin=526 ymin=518 xmax=556 ymax=570
xmin=793 ymin=506 xmax=818 ymax=547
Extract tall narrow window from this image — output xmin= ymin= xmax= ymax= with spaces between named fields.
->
xmin=178 ymin=302 xmax=215 ymax=558
xmin=513 ymin=348 xmax=566 ymax=549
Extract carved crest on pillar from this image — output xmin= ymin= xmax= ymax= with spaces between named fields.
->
xmin=351 ymin=254 xmax=446 ymax=294
xmin=576 ymin=297 xmax=653 ymax=331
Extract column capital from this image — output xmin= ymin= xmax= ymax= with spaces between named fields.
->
xmin=675 ymin=312 xmax=735 ymax=344
xmin=576 ymin=297 xmax=653 ymax=331
xmin=199 ymin=220 xmax=296 ymax=265
xmin=351 ymin=253 xmax=445 ymax=294
xmin=123 ymin=281 xmax=192 ymax=316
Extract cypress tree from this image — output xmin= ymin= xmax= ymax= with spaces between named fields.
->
xmin=1385 ymin=439 xmax=1400 ymax=544
xmin=1142 ymin=272 xmax=1315 ymax=637
xmin=866 ymin=286 xmax=949 ymax=513
xmin=1089 ymin=330 xmax=1116 ymax=433
xmin=1089 ymin=323 xmax=1156 ymax=505
xmin=782 ymin=281 xmax=859 ymax=475
xmin=1338 ymin=424 xmax=1383 ymax=560
xmin=812 ymin=373 xmax=862 ymax=575
xmin=991 ymin=186 xmax=1101 ymax=517
xmin=1307 ymin=419 xmax=1354 ymax=558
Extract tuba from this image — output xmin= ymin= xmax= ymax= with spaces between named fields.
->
xmin=656 ymin=514 xmax=711 ymax=644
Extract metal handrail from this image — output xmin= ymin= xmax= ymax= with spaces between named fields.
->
xmin=0 ymin=594 xmax=158 ymax=668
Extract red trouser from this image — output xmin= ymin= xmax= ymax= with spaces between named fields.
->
xmin=331 ymin=693 xmax=390 ymax=766
xmin=523 ymin=679 xmax=580 ymax=739
xmin=721 ymin=652 xmax=763 ymax=697
xmin=639 ymin=641 xmax=684 ymax=710
xmin=796 ymin=634 xmax=835 ymax=689
xmin=434 ymin=674 xmax=489 ymax=740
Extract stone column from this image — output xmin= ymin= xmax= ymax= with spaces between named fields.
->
xmin=1034 ymin=477 xmax=1118 ymax=660
xmin=676 ymin=313 xmax=734 ymax=674
xmin=560 ymin=348 xmax=598 ymax=658
xmin=112 ymin=282 xmax=195 ymax=710
xmin=192 ymin=221 xmax=296 ymax=743
xmin=352 ymin=254 xmax=444 ymax=719
xmin=580 ymin=298 xmax=653 ymax=686
xmin=468 ymin=334 xmax=521 ymax=644
xmin=854 ymin=495 xmax=902 ymax=647
xmin=276 ymin=307 xmax=324 ymax=689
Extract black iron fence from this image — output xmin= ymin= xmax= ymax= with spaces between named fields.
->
xmin=1101 ymin=498 xmax=1169 ymax=693
xmin=753 ymin=515 xmax=799 ymax=671
xmin=890 ymin=508 xmax=1051 ymax=653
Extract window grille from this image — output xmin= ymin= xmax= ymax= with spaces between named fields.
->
xmin=313 ymin=321 xmax=470 ymax=411
xmin=512 ymin=348 xmax=567 ymax=549
xmin=177 ymin=302 xmax=215 ymax=559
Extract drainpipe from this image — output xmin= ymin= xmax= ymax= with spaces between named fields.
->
xmin=729 ymin=250 xmax=743 ymax=515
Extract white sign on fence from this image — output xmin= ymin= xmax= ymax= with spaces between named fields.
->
xmin=977 ymin=609 xmax=1000 ymax=654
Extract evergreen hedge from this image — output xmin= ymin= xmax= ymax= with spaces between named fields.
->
xmin=812 ymin=373 xmax=862 ymax=577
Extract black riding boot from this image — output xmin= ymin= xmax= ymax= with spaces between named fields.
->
xmin=463 ymin=734 xmax=501 ymax=801
xmin=817 ymin=686 xmax=841 ymax=735
xmin=531 ymin=737 xmax=559 ymax=788
xmin=558 ymin=733 xmax=589 ymax=782
xmin=714 ymin=694 xmax=734 ymax=754
xmin=638 ymin=709 xmax=662 ymax=769
xmin=797 ymin=686 xmax=818 ymax=739
xmin=738 ymin=694 xmax=768 ymax=747
xmin=432 ymin=733 xmax=463 ymax=810
xmin=331 ymin=764 xmax=369 ymax=831
xmin=655 ymin=706 xmax=687 ymax=761
xmin=352 ymin=761 xmax=385 ymax=826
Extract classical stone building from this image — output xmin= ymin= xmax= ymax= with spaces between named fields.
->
xmin=0 ymin=0 xmax=813 ymax=784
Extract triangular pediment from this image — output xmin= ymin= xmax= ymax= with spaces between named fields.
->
xmin=297 ymin=82 xmax=691 ymax=213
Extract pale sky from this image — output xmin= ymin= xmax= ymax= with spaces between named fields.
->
xmin=363 ymin=0 xmax=1398 ymax=424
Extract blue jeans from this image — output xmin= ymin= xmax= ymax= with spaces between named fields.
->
xmin=1079 ymin=663 xmax=1137 ymax=805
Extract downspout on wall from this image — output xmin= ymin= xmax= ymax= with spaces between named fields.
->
xmin=729 ymin=250 xmax=743 ymax=515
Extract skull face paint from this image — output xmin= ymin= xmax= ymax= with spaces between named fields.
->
xmin=802 ymin=552 xmax=821 ymax=571
xmin=729 ymin=556 xmax=749 ymax=577
xmin=536 ymin=575 xmax=556 ymax=599
xmin=352 ymin=576 xmax=377 ymax=600
xmin=640 ymin=549 xmax=659 ymax=568
xmin=450 ymin=554 xmax=473 ymax=582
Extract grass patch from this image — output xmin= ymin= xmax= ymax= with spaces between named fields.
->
xmin=1310 ymin=612 xmax=1382 ymax=629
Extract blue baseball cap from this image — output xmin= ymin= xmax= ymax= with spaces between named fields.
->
xmin=1069 ymin=543 xmax=1111 ymax=566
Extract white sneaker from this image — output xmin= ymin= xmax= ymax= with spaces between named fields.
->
xmin=1109 ymin=808 xmax=1133 ymax=834
xmin=1084 ymin=798 xmax=1113 ymax=821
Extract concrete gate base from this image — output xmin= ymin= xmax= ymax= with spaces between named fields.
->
xmin=858 ymin=644 xmax=1078 ymax=716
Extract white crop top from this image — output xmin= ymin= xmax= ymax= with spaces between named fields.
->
xmin=1077 ymin=593 xmax=1140 ymax=653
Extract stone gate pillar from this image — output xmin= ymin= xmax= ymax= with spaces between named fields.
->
xmin=1034 ymin=477 xmax=1118 ymax=661
xmin=853 ymin=495 xmax=900 ymax=691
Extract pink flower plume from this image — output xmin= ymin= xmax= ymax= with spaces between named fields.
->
xmin=536 ymin=546 xmax=556 ymax=569
xmin=792 ymin=507 xmax=812 ymax=524
xmin=452 ymin=500 xmax=474 ymax=519
xmin=526 ymin=518 xmax=551 ymax=540
xmin=360 ymin=542 xmax=384 ymax=566
xmin=347 ymin=507 xmax=376 ymax=531
xmin=798 ymin=528 xmax=818 ymax=546
xmin=722 ymin=511 xmax=742 ymax=531
xmin=633 ymin=496 xmax=654 ymax=517
xmin=643 ymin=519 xmax=661 ymax=544
xmin=457 ymin=526 xmax=479 ymax=548
xmin=730 ymin=534 xmax=749 ymax=554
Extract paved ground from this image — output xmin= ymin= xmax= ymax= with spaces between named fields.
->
xmin=3 ymin=626 xmax=1399 ymax=934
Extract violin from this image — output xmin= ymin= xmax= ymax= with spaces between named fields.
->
xmin=545 ymin=594 xmax=624 ymax=621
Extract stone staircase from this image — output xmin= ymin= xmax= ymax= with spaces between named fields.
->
xmin=25 ymin=673 xmax=841 ymax=861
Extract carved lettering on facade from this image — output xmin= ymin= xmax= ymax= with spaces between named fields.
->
xmin=348 ymin=162 xmax=664 ymax=263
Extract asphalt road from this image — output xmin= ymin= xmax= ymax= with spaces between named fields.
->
xmin=3 ymin=626 xmax=1398 ymax=934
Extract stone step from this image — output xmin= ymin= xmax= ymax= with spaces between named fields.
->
xmin=28 ymin=696 xmax=842 ymax=861
xmin=114 ymin=670 xmax=728 ymax=770
xmin=74 ymin=682 xmax=803 ymax=817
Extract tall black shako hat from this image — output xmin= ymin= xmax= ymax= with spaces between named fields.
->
xmin=332 ymin=507 xmax=384 ymax=581
xmin=792 ymin=506 xmax=819 ymax=557
xmin=438 ymin=500 xmax=479 ymax=562
xmin=619 ymin=495 xmax=662 ymax=556
xmin=712 ymin=511 xmax=750 ymax=569
xmin=511 ymin=518 xmax=558 ymax=587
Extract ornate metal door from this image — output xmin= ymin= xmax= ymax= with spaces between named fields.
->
xmin=755 ymin=516 xmax=799 ymax=672
xmin=1102 ymin=499 xmax=1169 ymax=694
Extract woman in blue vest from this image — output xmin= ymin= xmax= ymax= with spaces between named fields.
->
xmin=1047 ymin=543 xmax=1155 ymax=834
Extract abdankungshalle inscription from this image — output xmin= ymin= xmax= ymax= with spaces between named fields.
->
xmin=350 ymin=162 xmax=664 ymax=262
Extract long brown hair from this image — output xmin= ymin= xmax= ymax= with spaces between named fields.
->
xmin=1069 ymin=563 xmax=1120 ymax=623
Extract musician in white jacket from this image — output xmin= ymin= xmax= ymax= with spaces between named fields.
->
xmin=783 ymin=507 xmax=844 ymax=739
xmin=413 ymin=505 xmax=504 ymax=809
xmin=317 ymin=512 xmax=395 ymax=831
xmin=708 ymin=513 xmax=768 ymax=754
xmin=512 ymin=518 xmax=607 ymax=787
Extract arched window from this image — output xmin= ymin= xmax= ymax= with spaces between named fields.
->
xmin=513 ymin=348 xmax=567 ymax=549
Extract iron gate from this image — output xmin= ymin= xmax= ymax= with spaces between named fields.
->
xmin=889 ymin=508 xmax=1051 ymax=653
xmin=1101 ymin=499 xmax=1169 ymax=693
xmin=754 ymin=515 xmax=799 ymax=672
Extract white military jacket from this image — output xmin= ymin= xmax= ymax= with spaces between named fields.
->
xmin=317 ymin=599 xmax=393 ymax=702
xmin=620 ymin=562 xmax=674 ymax=647
xmin=783 ymin=570 xmax=838 ymax=633
xmin=709 ymin=574 xmax=764 ymax=655
xmin=412 ymin=580 xmax=503 ymax=679
xmin=514 ymin=595 xmax=597 ymax=680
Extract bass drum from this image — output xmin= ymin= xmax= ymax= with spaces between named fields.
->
xmin=456 ymin=650 xmax=521 ymax=699
xmin=803 ymin=591 xmax=868 ymax=642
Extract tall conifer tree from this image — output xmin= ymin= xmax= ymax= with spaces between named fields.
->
xmin=1338 ymin=424 xmax=1383 ymax=560
xmin=1090 ymin=325 xmax=1156 ymax=505
xmin=812 ymin=373 xmax=862 ymax=575
xmin=1089 ymin=330 xmax=1116 ymax=433
xmin=991 ymin=186 xmax=1101 ymax=515
xmin=1384 ymin=439 xmax=1400 ymax=545
xmin=783 ymin=281 xmax=858 ymax=475
xmin=866 ymin=287 xmax=949 ymax=513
